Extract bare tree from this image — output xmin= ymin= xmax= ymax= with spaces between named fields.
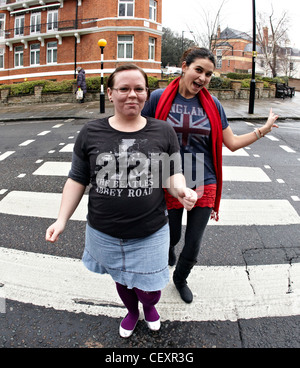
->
xmin=256 ymin=7 xmax=290 ymax=77
xmin=185 ymin=0 xmax=227 ymax=50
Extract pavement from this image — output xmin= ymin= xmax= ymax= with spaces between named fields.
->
xmin=0 ymin=92 xmax=299 ymax=122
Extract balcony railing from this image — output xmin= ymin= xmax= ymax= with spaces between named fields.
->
xmin=2 ymin=18 xmax=97 ymax=39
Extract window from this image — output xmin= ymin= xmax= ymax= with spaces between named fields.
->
xmin=119 ymin=0 xmax=134 ymax=17
xmin=0 ymin=48 xmax=4 ymax=69
xmin=14 ymin=46 xmax=23 ymax=67
xmin=117 ymin=35 xmax=133 ymax=59
xmin=148 ymin=37 xmax=155 ymax=60
xmin=149 ymin=0 xmax=157 ymax=21
xmin=31 ymin=13 xmax=41 ymax=34
xmin=216 ymin=49 xmax=222 ymax=69
xmin=47 ymin=10 xmax=58 ymax=32
xmin=47 ymin=41 xmax=57 ymax=64
xmin=30 ymin=43 xmax=40 ymax=65
xmin=15 ymin=15 xmax=24 ymax=36
xmin=0 ymin=13 xmax=5 ymax=39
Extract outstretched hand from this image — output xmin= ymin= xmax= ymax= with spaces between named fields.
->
xmin=263 ymin=108 xmax=279 ymax=135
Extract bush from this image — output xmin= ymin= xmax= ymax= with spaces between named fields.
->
xmin=42 ymin=79 xmax=75 ymax=93
xmin=209 ymin=76 xmax=231 ymax=89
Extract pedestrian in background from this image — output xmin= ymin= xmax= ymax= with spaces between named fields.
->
xmin=142 ymin=47 xmax=279 ymax=304
xmin=45 ymin=64 xmax=197 ymax=338
xmin=76 ymin=66 xmax=87 ymax=103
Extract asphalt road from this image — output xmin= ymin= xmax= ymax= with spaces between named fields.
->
xmin=0 ymin=117 xmax=300 ymax=351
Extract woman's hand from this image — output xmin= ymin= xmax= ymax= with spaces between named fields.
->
xmin=176 ymin=188 xmax=198 ymax=211
xmin=261 ymin=108 xmax=279 ymax=136
xmin=45 ymin=220 xmax=66 ymax=243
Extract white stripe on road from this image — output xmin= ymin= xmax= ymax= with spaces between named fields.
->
xmin=33 ymin=162 xmax=71 ymax=176
xmin=59 ymin=144 xmax=74 ymax=152
xmin=266 ymin=135 xmax=279 ymax=141
xmin=19 ymin=140 xmax=35 ymax=147
xmin=37 ymin=131 xmax=51 ymax=136
xmin=222 ymin=166 xmax=271 ymax=182
xmin=0 ymin=247 xmax=299 ymax=322
xmin=0 ymin=191 xmax=299 ymax=226
xmin=0 ymin=191 xmax=88 ymax=221
xmin=184 ymin=199 xmax=300 ymax=226
xmin=33 ymin=162 xmax=271 ymax=183
xmin=0 ymin=151 xmax=15 ymax=161
xmin=222 ymin=147 xmax=249 ymax=156
xmin=280 ymin=145 xmax=296 ymax=153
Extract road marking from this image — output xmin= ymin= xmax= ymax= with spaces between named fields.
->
xmin=0 ymin=189 xmax=8 ymax=195
xmin=52 ymin=123 xmax=64 ymax=128
xmin=37 ymin=131 xmax=51 ymax=136
xmin=34 ymin=162 xmax=271 ymax=183
xmin=0 ymin=151 xmax=15 ymax=161
xmin=291 ymin=196 xmax=300 ymax=202
xmin=222 ymin=166 xmax=271 ymax=182
xmin=0 ymin=191 xmax=87 ymax=221
xmin=266 ymin=135 xmax=279 ymax=141
xmin=222 ymin=147 xmax=249 ymax=156
xmin=16 ymin=173 xmax=26 ymax=178
xmin=277 ymin=179 xmax=285 ymax=184
xmin=0 ymin=191 xmax=299 ymax=226
xmin=280 ymin=145 xmax=296 ymax=153
xmin=59 ymin=144 xmax=74 ymax=152
xmin=19 ymin=140 xmax=35 ymax=147
xmin=0 ymin=247 xmax=299 ymax=322
xmin=33 ymin=162 xmax=71 ymax=176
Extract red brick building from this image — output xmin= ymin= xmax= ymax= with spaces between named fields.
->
xmin=0 ymin=0 xmax=162 ymax=84
xmin=213 ymin=26 xmax=253 ymax=74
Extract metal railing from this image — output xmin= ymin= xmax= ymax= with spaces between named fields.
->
xmin=2 ymin=18 xmax=97 ymax=40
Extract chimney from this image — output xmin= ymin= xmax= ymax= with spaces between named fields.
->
xmin=217 ymin=26 xmax=221 ymax=39
xmin=263 ymin=27 xmax=268 ymax=46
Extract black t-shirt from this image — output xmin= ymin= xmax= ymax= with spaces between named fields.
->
xmin=69 ymin=117 xmax=181 ymax=238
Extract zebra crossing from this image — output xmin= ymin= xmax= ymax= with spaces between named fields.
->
xmin=0 ymin=120 xmax=300 ymax=322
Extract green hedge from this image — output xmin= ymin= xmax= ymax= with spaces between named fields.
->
xmin=0 ymin=73 xmax=289 ymax=96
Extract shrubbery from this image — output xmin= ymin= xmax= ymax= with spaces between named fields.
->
xmin=0 ymin=73 xmax=288 ymax=96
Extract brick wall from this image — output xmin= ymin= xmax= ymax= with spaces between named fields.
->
xmin=0 ymin=0 xmax=163 ymax=84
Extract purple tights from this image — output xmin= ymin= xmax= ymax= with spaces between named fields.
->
xmin=116 ymin=282 xmax=161 ymax=330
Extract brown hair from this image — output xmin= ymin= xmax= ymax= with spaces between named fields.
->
xmin=107 ymin=63 xmax=150 ymax=99
xmin=181 ymin=47 xmax=216 ymax=68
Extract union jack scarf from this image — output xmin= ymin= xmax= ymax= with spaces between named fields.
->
xmin=154 ymin=77 xmax=223 ymax=220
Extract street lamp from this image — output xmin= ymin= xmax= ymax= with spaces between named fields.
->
xmin=182 ymin=30 xmax=194 ymax=56
xmin=98 ymin=38 xmax=107 ymax=113
xmin=248 ymin=0 xmax=256 ymax=114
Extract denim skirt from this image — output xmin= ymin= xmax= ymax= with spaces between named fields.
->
xmin=82 ymin=223 xmax=170 ymax=292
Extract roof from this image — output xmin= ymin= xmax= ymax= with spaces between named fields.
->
xmin=219 ymin=27 xmax=252 ymax=42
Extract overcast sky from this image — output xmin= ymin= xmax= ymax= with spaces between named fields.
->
xmin=162 ymin=0 xmax=300 ymax=48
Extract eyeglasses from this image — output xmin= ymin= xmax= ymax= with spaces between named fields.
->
xmin=111 ymin=87 xmax=148 ymax=95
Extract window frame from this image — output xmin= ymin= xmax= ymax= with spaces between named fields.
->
xmin=47 ymin=9 xmax=58 ymax=32
xmin=30 ymin=12 xmax=41 ymax=34
xmin=15 ymin=15 xmax=25 ymax=37
xmin=14 ymin=45 xmax=23 ymax=68
xmin=117 ymin=35 xmax=134 ymax=60
xmin=149 ymin=0 xmax=157 ymax=21
xmin=148 ymin=37 xmax=155 ymax=60
xmin=47 ymin=41 xmax=57 ymax=64
xmin=30 ymin=43 xmax=40 ymax=66
xmin=118 ymin=0 xmax=134 ymax=17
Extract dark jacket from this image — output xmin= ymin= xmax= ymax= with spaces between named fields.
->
xmin=77 ymin=69 xmax=87 ymax=93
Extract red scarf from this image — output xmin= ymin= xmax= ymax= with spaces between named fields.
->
xmin=155 ymin=77 xmax=223 ymax=220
